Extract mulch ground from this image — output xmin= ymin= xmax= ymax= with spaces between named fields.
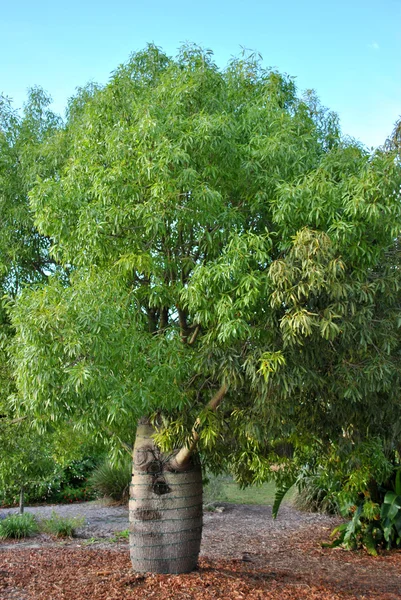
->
xmin=0 ymin=504 xmax=400 ymax=599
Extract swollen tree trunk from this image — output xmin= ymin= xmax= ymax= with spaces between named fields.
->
xmin=130 ymin=421 xmax=203 ymax=574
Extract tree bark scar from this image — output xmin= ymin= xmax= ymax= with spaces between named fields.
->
xmin=134 ymin=443 xmax=172 ymax=495
xmin=152 ymin=478 xmax=171 ymax=495
xmin=134 ymin=508 xmax=162 ymax=521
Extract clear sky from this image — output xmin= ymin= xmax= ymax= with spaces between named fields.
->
xmin=1 ymin=0 xmax=400 ymax=148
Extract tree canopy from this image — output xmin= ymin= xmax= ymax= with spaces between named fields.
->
xmin=8 ymin=44 xmax=401 ymax=486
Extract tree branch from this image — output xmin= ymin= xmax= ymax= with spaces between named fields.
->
xmin=0 ymin=416 xmax=28 ymax=428
xmin=177 ymin=306 xmax=189 ymax=342
xmin=170 ymin=383 xmax=228 ymax=470
xmin=187 ymin=324 xmax=200 ymax=345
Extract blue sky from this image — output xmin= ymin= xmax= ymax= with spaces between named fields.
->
xmin=1 ymin=0 xmax=400 ymax=148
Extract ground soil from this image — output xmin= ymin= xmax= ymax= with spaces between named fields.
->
xmin=0 ymin=501 xmax=400 ymax=599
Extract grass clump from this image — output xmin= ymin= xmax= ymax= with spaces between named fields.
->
xmin=294 ymin=475 xmax=340 ymax=515
xmin=40 ymin=511 xmax=85 ymax=538
xmin=0 ymin=513 xmax=39 ymax=539
xmin=88 ymin=458 xmax=131 ymax=503
xmin=112 ymin=529 xmax=129 ymax=541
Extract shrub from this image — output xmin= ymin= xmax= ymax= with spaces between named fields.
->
xmin=40 ymin=511 xmax=85 ymax=538
xmin=0 ymin=513 xmax=39 ymax=539
xmin=34 ymin=456 xmax=101 ymax=504
xmin=328 ymin=473 xmax=401 ymax=555
xmin=49 ymin=485 xmax=96 ymax=504
xmin=88 ymin=458 xmax=131 ymax=503
xmin=0 ymin=455 xmax=103 ymax=508
xmin=293 ymin=474 xmax=340 ymax=515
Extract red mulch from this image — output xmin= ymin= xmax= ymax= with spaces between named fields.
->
xmin=1 ymin=536 xmax=401 ymax=600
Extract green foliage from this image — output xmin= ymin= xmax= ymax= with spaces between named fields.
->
xmin=0 ymin=87 xmax=70 ymax=506
xmin=0 ymin=414 xmax=105 ymax=507
xmin=0 ymin=421 xmax=104 ymax=507
xmin=0 ymin=511 xmax=84 ymax=539
xmin=273 ymin=437 xmax=395 ymax=519
xmin=327 ymin=495 xmax=400 ymax=557
xmin=0 ymin=88 xmax=62 ymax=297
xmin=272 ymin=481 xmax=296 ymax=519
xmin=46 ymin=485 xmax=96 ymax=504
xmin=40 ymin=511 xmax=85 ymax=538
xmin=0 ymin=419 xmax=60 ymax=506
xmin=0 ymin=513 xmax=38 ymax=539
xmin=41 ymin=455 xmax=102 ymax=504
xmin=5 ymin=44 xmax=401 ymax=499
xmin=293 ymin=474 xmax=340 ymax=515
xmin=88 ymin=458 xmax=131 ymax=503
xmin=308 ymin=447 xmax=401 ymax=555
xmin=111 ymin=529 xmax=129 ymax=541
xmin=381 ymin=490 xmax=401 ymax=545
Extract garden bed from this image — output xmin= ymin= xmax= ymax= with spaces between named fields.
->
xmin=0 ymin=501 xmax=400 ymax=599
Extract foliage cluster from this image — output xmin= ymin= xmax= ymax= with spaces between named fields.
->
xmin=88 ymin=458 xmax=132 ymax=503
xmin=327 ymin=462 xmax=401 ymax=555
xmin=274 ymin=437 xmax=401 ymax=553
xmin=0 ymin=432 xmax=104 ymax=507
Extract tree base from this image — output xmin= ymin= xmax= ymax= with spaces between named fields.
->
xmin=130 ymin=423 xmax=203 ymax=574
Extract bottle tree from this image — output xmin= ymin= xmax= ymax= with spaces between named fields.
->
xmin=9 ymin=45 xmax=401 ymax=573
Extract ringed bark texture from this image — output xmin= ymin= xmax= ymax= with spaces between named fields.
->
xmin=130 ymin=422 xmax=203 ymax=574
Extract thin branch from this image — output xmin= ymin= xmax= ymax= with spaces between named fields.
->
xmin=0 ymin=416 xmax=28 ymax=428
xmin=188 ymin=324 xmax=200 ymax=345
xmin=171 ymin=383 xmax=228 ymax=470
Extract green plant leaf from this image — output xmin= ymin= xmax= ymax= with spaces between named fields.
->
xmin=272 ymin=479 xmax=295 ymax=519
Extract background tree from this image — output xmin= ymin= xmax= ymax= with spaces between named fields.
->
xmin=0 ymin=89 xmax=81 ymax=510
xmin=8 ymin=45 xmax=401 ymax=572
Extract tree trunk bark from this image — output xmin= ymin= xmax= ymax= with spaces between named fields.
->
xmin=130 ymin=421 xmax=203 ymax=574
xmin=19 ymin=486 xmax=25 ymax=515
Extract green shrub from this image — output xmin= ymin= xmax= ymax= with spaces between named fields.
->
xmin=34 ymin=456 xmax=101 ymax=504
xmin=0 ymin=513 xmax=39 ymax=539
xmin=88 ymin=458 xmax=131 ymax=503
xmin=328 ymin=473 xmax=401 ymax=555
xmin=40 ymin=511 xmax=85 ymax=538
xmin=49 ymin=485 xmax=96 ymax=504
xmin=0 ymin=455 xmax=103 ymax=508
xmin=293 ymin=474 xmax=340 ymax=515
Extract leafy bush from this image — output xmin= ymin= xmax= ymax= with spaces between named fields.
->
xmin=0 ymin=513 xmax=38 ymax=539
xmin=38 ymin=456 xmax=101 ymax=504
xmin=293 ymin=474 xmax=340 ymax=515
xmin=272 ymin=439 xmax=397 ymax=522
xmin=329 ymin=472 xmax=401 ymax=555
xmin=48 ymin=485 xmax=96 ymax=504
xmin=88 ymin=458 xmax=131 ymax=503
xmin=40 ymin=511 xmax=85 ymax=538
xmin=0 ymin=455 xmax=102 ymax=508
